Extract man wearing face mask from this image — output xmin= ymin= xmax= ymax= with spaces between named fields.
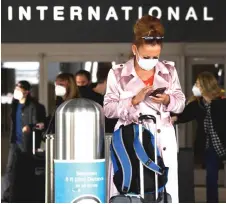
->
xmin=2 ymin=81 xmax=46 ymax=203
xmin=172 ymin=72 xmax=226 ymax=203
xmin=91 ymin=63 xmax=118 ymax=134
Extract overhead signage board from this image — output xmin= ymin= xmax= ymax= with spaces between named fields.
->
xmin=2 ymin=0 xmax=226 ymax=43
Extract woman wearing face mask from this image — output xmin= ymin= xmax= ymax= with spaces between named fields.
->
xmin=172 ymin=72 xmax=226 ymax=203
xmin=104 ymin=15 xmax=185 ymax=203
xmin=44 ymin=73 xmax=80 ymax=134
xmin=55 ymin=73 xmax=80 ymax=105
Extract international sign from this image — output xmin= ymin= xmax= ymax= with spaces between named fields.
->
xmin=2 ymin=0 xmax=226 ymax=42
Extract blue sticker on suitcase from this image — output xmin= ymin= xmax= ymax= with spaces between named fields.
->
xmin=54 ymin=159 xmax=106 ymax=203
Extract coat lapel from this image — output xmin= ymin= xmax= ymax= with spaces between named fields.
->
xmin=121 ymin=59 xmax=145 ymax=94
xmin=119 ymin=60 xmax=171 ymax=112
xmin=153 ymin=62 xmax=170 ymax=90
xmin=124 ymin=76 xmax=145 ymax=93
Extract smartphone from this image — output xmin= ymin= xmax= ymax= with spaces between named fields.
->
xmin=149 ymin=87 xmax=167 ymax=97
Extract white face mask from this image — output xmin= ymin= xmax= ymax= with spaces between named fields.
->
xmin=136 ymin=52 xmax=159 ymax=71
xmin=192 ymin=85 xmax=202 ymax=97
xmin=13 ymin=89 xmax=23 ymax=100
xmin=55 ymin=85 xmax=66 ymax=97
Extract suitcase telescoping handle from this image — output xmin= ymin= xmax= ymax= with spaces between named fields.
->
xmin=138 ymin=114 xmax=158 ymax=200
xmin=175 ymin=125 xmax=179 ymax=153
xmin=32 ymin=128 xmax=35 ymax=155
xmin=32 ymin=126 xmax=40 ymax=155
xmin=139 ymin=114 xmax=156 ymax=124
xmin=32 ymin=127 xmax=36 ymax=155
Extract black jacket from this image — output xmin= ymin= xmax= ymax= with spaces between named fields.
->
xmin=79 ymin=86 xmax=117 ymax=133
xmin=78 ymin=86 xmax=104 ymax=106
xmin=10 ymin=96 xmax=46 ymax=152
xmin=44 ymin=97 xmax=64 ymax=135
xmin=175 ymin=97 xmax=226 ymax=159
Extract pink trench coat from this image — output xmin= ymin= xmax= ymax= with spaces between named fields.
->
xmin=103 ymin=59 xmax=186 ymax=203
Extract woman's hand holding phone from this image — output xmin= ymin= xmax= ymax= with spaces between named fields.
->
xmin=131 ymin=86 xmax=170 ymax=106
xmin=149 ymin=87 xmax=170 ymax=105
xmin=151 ymin=93 xmax=170 ymax=105
xmin=131 ymin=86 xmax=153 ymax=106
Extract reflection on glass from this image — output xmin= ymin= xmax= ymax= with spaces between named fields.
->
xmin=2 ymin=62 xmax=40 ymax=84
xmin=84 ymin=62 xmax=92 ymax=72
xmin=92 ymin=62 xmax=98 ymax=83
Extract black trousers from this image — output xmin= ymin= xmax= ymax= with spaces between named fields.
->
xmin=2 ymin=143 xmax=23 ymax=202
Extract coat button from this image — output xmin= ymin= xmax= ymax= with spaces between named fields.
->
xmin=163 ymin=147 xmax=166 ymax=151
xmin=157 ymin=129 xmax=161 ymax=133
xmin=156 ymin=111 xmax=160 ymax=115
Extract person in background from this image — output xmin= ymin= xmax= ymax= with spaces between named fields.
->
xmin=44 ymin=73 xmax=80 ymax=134
xmin=33 ymin=100 xmax=47 ymax=149
xmin=75 ymin=64 xmax=117 ymax=158
xmin=1 ymin=81 xmax=46 ymax=203
xmin=75 ymin=70 xmax=91 ymax=87
xmin=75 ymin=68 xmax=103 ymax=105
xmin=76 ymin=63 xmax=118 ymax=133
xmin=74 ymin=69 xmax=101 ymax=103
xmin=93 ymin=63 xmax=118 ymax=133
xmin=93 ymin=62 xmax=112 ymax=95
xmin=172 ymin=72 xmax=226 ymax=203
xmin=104 ymin=15 xmax=185 ymax=202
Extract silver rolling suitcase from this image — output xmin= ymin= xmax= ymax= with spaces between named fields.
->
xmin=109 ymin=114 xmax=171 ymax=203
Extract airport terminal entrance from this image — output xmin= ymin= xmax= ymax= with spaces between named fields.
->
xmin=1 ymin=43 xmax=226 ymax=202
xmin=2 ymin=44 xmax=226 ymax=159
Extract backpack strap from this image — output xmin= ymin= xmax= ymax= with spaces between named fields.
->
xmin=110 ymin=144 xmax=119 ymax=173
xmin=132 ymin=124 xmax=163 ymax=175
xmin=112 ymin=128 xmax=132 ymax=193
xmin=112 ymin=124 xmax=163 ymax=194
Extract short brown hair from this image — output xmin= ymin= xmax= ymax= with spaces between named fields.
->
xmin=133 ymin=15 xmax=165 ymax=47
xmin=56 ymin=73 xmax=80 ymax=100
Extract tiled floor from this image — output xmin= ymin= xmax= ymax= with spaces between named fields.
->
xmin=195 ymin=187 xmax=226 ymax=203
